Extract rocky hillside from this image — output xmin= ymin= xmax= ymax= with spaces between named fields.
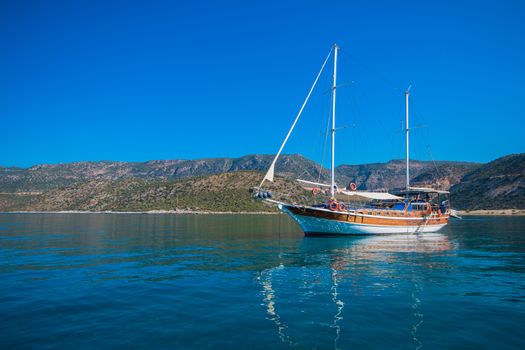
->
xmin=450 ymin=154 xmax=525 ymax=210
xmin=0 ymin=154 xmax=476 ymax=193
xmin=7 ymin=153 xmax=524 ymax=212
xmin=336 ymin=159 xmax=478 ymax=191
xmin=0 ymin=154 xmax=323 ymax=193
xmin=2 ymin=171 xmax=314 ymax=213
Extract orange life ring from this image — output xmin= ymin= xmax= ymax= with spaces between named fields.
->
xmin=329 ymin=201 xmax=339 ymax=211
xmin=339 ymin=202 xmax=346 ymax=211
xmin=349 ymin=182 xmax=357 ymax=191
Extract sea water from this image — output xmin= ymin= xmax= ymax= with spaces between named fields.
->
xmin=1 ymin=213 xmax=524 ymax=349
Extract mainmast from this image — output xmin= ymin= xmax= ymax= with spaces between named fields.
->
xmin=330 ymin=44 xmax=339 ymax=198
xmin=405 ymin=86 xmax=411 ymax=189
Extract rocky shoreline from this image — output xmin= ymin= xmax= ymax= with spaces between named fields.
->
xmin=3 ymin=209 xmax=525 ymax=216
xmin=457 ymin=209 xmax=525 ymax=216
xmin=2 ymin=210 xmax=280 ymax=215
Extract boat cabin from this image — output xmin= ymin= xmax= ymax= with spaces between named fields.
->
xmin=392 ymin=187 xmax=450 ymax=214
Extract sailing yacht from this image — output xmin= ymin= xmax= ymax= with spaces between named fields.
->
xmin=255 ymin=44 xmax=452 ymax=235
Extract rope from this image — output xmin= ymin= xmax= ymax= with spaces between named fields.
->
xmin=415 ymin=213 xmax=431 ymax=234
xmin=258 ymin=47 xmax=334 ymax=190
xmin=317 ymin=96 xmax=332 ymax=184
xmin=413 ymin=110 xmax=443 ymax=183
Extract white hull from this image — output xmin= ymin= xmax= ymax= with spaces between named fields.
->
xmin=280 ymin=205 xmax=447 ymax=235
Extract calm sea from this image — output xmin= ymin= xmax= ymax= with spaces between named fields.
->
xmin=1 ymin=213 xmax=524 ymax=349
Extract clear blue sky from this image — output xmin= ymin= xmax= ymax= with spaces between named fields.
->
xmin=1 ymin=0 xmax=524 ymax=167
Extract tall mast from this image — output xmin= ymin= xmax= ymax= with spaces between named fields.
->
xmin=405 ymin=86 xmax=411 ymax=189
xmin=330 ymin=44 xmax=339 ymax=198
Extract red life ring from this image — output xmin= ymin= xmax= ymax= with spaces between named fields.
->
xmin=312 ymin=187 xmax=320 ymax=196
xmin=349 ymin=182 xmax=357 ymax=191
xmin=329 ymin=201 xmax=339 ymax=211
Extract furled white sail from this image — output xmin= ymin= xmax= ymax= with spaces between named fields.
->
xmin=296 ymin=179 xmax=331 ymax=188
xmin=339 ymin=190 xmax=403 ymax=200
xmin=406 ymin=187 xmax=450 ymax=194
xmin=263 ymin=163 xmax=275 ymax=182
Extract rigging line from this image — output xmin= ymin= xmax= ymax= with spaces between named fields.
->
xmin=413 ymin=129 xmax=423 ymax=174
xmin=311 ymin=87 xmax=333 ymax=183
xmin=310 ymin=94 xmax=327 ymax=156
xmin=337 ymin=54 xmax=385 ymax=174
xmin=413 ymin=109 xmax=443 ymax=181
xmin=339 ymin=50 xmax=409 ymax=172
xmin=318 ymin=93 xmax=333 ymax=184
xmin=258 ymin=46 xmax=334 ymax=190
xmin=340 ymin=51 xmax=401 ymax=161
xmin=355 ymin=81 xmax=399 ymax=160
xmin=339 ymin=48 xmax=402 ymax=92
xmin=421 ymin=129 xmax=443 ymax=181
xmin=426 ymin=146 xmax=443 ymax=182
xmin=348 ymin=81 xmax=374 ymax=165
xmin=296 ymin=156 xmax=325 ymax=183
xmin=337 ymin=57 xmax=358 ymax=168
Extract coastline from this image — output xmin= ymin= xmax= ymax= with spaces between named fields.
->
xmin=457 ymin=209 xmax=525 ymax=216
xmin=2 ymin=209 xmax=524 ymax=216
xmin=1 ymin=210 xmax=281 ymax=215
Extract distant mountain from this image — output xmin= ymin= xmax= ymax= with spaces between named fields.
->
xmin=10 ymin=153 xmax=525 ymax=212
xmin=336 ymin=159 xmax=479 ymax=191
xmin=0 ymin=155 xmax=477 ymax=193
xmin=450 ymin=154 xmax=525 ymax=210
xmin=0 ymin=154 xmax=322 ymax=193
xmin=3 ymin=171 xmax=310 ymax=213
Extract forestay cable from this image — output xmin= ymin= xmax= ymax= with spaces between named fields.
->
xmin=258 ymin=47 xmax=334 ymax=190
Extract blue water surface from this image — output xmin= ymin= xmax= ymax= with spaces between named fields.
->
xmin=0 ymin=213 xmax=524 ymax=349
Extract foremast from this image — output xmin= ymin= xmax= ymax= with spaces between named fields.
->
xmin=330 ymin=44 xmax=339 ymax=198
xmin=405 ymin=86 xmax=411 ymax=189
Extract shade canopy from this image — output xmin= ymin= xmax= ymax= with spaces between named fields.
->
xmin=398 ymin=186 xmax=450 ymax=194
xmin=339 ymin=190 xmax=404 ymax=200
xmin=296 ymin=179 xmax=332 ymax=188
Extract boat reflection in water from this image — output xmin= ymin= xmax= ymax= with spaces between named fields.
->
xmin=258 ymin=234 xmax=454 ymax=349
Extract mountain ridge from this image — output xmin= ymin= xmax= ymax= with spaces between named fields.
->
xmin=450 ymin=153 xmax=525 ymax=210
xmin=2 ymin=153 xmax=523 ymax=211
xmin=0 ymin=154 xmax=479 ymax=193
